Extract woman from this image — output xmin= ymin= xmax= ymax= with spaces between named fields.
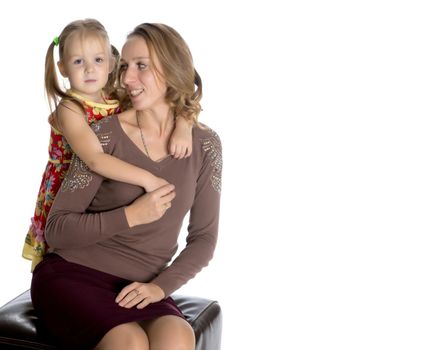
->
xmin=30 ymin=23 xmax=222 ymax=350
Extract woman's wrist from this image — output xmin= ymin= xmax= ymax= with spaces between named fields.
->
xmin=124 ymin=205 xmax=139 ymax=228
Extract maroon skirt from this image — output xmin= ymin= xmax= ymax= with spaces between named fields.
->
xmin=31 ymin=253 xmax=184 ymax=350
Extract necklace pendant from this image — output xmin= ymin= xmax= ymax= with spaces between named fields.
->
xmin=136 ymin=112 xmax=150 ymax=158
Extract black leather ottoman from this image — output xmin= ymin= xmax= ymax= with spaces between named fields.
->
xmin=0 ymin=290 xmax=222 ymax=350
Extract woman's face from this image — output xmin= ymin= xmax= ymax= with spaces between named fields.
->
xmin=120 ymin=36 xmax=167 ymax=111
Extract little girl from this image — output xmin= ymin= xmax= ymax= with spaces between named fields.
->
xmin=22 ymin=19 xmax=193 ymax=270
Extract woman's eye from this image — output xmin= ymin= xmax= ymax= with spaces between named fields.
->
xmin=137 ymin=63 xmax=147 ymax=70
xmin=119 ymin=64 xmax=127 ymax=71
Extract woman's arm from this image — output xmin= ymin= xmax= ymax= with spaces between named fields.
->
xmin=46 ymin=163 xmax=175 ymax=249
xmin=45 ymin=155 xmax=128 ymax=248
xmin=45 ymin=116 xmax=176 ymax=249
xmin=57 ymin=102 xmax=167 ymax=192
xmin=152 ymin=128 xmax=222 ymax=296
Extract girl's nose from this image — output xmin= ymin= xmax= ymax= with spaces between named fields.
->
xmin=85 ymin=63 xmax=95 ymax=73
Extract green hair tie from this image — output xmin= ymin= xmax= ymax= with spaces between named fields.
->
xmin=53 ymin=36 xmax=60 ymax=46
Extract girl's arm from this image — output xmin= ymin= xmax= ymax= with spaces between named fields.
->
xmin=57 ymin=102 xmax=167 ymax=192
xmin=168 ymin=116 xmax=193 ymax=159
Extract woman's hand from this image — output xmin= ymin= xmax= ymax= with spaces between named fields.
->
xmin=115 ymin=282 xmax=165 ymax=309
xmin=124 ymin=184 xmax=175 ymax=227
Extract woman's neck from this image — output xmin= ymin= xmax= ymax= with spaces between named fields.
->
xmin=136 ymin=106 xmax=174 ymax=137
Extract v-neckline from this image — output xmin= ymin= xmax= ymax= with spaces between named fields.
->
xmin=115 ymin=116 xmax=173 ymax=170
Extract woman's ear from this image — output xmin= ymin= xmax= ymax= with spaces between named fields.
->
xmin=57 ymin=61 xmax=67 ymax=77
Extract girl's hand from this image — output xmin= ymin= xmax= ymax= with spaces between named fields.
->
xmin=116 ymin=282 xmax=165 ymax=309
xmin=144 ymin=176 xmax=169 ymax=193
xmin=169 ymin=117 xmax=193 ymax=159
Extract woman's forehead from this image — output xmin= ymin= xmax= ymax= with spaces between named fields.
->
xmin=121 ymin=36 xmax=151 ymax=59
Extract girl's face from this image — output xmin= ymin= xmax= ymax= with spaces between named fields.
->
xmin=120 ymin=36 xmax=167 ymax=112
xmin=58 ymin=34 xmax=113 ymax=102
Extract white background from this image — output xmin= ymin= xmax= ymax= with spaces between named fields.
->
xmin=1 ymin=0 xmax=438 ymax=349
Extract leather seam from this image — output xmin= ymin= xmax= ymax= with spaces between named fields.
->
xmin=190 ymin=300 xmax=218 ymax=323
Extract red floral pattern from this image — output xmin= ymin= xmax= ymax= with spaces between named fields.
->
xmin=22 ymin=94 xmax=120 ymax=270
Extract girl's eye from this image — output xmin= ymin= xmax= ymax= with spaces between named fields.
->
xmin=96 ymin=57 xmax=104 ymax=63
xmin=73 ymin=59 xmax=83 ymax=65
xmin=137 ymin=63 xmax=147 ymax=70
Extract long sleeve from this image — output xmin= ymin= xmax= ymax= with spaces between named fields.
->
xmin=45 ymin=155 xmax=129 ymax=249
xmin=152 ymin=128 xmax=222 ymax=296
xmin=45 ymin=117 xmax=129 ymax=249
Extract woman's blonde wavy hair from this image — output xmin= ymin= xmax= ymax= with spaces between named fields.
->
xmin=118 ymin=23 xmax=202 ymax=125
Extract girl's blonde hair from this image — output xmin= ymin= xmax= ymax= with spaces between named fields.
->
xmin=118 ymin=23 xmax=202 ymax=124
xmin=45 ymin=18 xmax=118 ymax=113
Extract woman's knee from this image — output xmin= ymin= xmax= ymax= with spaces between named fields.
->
xmin=95 ymin=322 xmax=149 ymax=350
xmin=144 ymin=315 xmax=195 ymax=350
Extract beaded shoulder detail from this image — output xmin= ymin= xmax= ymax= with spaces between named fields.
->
xmin=200 ymin=127 xmax=222 ymax=193
xmin=61 ymin=118 xmax=113 ymax=192
xmin=90 ymin=117 xmax=113 ymax=152
xmin=61 ymin=155 xmax=92 ymax=192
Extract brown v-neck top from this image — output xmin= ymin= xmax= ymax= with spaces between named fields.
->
xmin=45 ymin=115 xmax=222 ymax=297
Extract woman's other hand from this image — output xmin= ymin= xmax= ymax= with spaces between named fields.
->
xmin=115 ymin=282 xmax=165 ymax=309
xmin=124 ymin=184 xmax=175 ymax=227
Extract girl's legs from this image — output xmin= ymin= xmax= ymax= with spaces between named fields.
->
xmin=94 ymin=322 xmax=149 ymax=350
xmin=141 ymin=315 xmax=195 ymax=350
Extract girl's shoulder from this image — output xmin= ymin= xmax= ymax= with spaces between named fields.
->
xmin=59 ymin=98 xmax=84 ymax=113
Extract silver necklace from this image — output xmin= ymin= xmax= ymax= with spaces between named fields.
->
xmin=136 ymin=112 xmax=150 ymax=158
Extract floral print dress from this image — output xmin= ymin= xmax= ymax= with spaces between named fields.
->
xmin=22 ymin=91 xmax=120 ymax=271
